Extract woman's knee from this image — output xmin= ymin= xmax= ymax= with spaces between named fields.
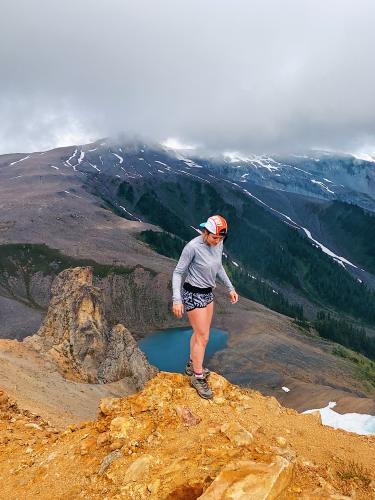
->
xmin=194 ymin=330 xmax=209 ymax=346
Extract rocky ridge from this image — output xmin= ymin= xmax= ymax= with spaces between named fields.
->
xmin=24 ymin=267 xmax=157 ymax=388
xmin=0 ymin=373 xmax=374 ymax=499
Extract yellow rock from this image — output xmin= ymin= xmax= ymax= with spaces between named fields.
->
xmin=209 ymin=373 xmax=229 ymax=396
xmin=96 ymin=433 xmax=109 ymax=446
xmin=80 ymin=436 xmax=97 ymax=456
xmin=109 ymin=416 xmax=136 ymax=440
xmin=198 ymin=456 xmax=293 ymax=499
xmin=147 ymin=478 xmax=160 ymax=493
xmin=109 ymin=439 xmax=124 ymax=451
xmin=276 ymin=436 xmax=287 ymax=448
xmin=213 ymin=396 xmax=226 ymax=405
xmin=123 ymin=454 xmax=153 ymax=483
xmin=220 ymin=421 xmax=254 ymax=446
xmin=99 ymin=397 xmax=121 ymax=416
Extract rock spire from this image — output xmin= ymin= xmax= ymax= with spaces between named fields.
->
xmin=24 ymin=266 xmax=157 ymax=387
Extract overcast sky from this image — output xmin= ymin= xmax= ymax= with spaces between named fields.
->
xmin=1 ymin=0 xmax=375 ymax=155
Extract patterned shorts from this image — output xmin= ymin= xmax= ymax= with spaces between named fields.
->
xmin=182 ymin=283 xmax=214 ymax=312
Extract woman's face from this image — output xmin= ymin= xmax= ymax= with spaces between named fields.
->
xmin=204 ymin=231 xmax=225 ymax=246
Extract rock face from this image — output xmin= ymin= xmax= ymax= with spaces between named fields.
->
xmin=24 ymin=267 xmax=157 ymax=387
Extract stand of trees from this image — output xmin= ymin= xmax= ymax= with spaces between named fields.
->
xmin=314 ymin=311 xmax=375 ymax=361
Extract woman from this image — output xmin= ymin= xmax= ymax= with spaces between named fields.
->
xmin=172 ymin=214 xmax=238 ymax=399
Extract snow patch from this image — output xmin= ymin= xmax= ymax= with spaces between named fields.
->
xmin=239 ymin=185 xmax=359 ymax=271
xmin=119 ymin=205 xmax=142 ymax=222
xmin=351 ymin=153 xmax=375 ymax=163
xmin=112 ymin=152 xmax=124 ymax=164
xmin=88 ymin=162 xmax=100 ymax=172
xmin=292 ymin=166 xmax=313 ymax=176
xmin=77 ymin=150 xmax=85 ymax=164
xmin=224 ymin=152 xmax=280 ymax=172
xmin=311 ymin=179 xmax=335 ymax=194
xmin=9 ymin=155 xmax=30 ymax=166
xmin=301 ymin=227 xmax=357 ymax=268
xmin=303 ymin=402 xmax=375 ymax=435
xmin=177 ymin=170 xmax=210 ymax=183
xmin=66 ymin=149 xmax=78 ymax=167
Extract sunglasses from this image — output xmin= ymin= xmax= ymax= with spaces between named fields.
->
xmin=208 ymin=231 xmax=228 ymax=241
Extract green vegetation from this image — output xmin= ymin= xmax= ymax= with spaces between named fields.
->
xmin=137 ymin=230 xmax=185 ymax=260
xmin=319 ymin=201 xmax=375 ymax=275
xmin=0 ymin=243 xmax=133 ymax=279
xmin=292 ymin=318 xmax=313 ymax=334
xmin=337 ymin=460 xmax=371 ymax=487
xmin=225 ymin=261 xmax=304 ymax=319
xmin=332 ymin=345 xmax=375 ymax=388
xmin=314 ymin=311 xmax=375 ymax=361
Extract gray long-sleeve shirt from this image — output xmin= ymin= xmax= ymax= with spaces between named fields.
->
xmin=172 ymin=235 xmax=235 ymax=304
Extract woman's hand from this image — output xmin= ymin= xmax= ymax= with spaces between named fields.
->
xmin=172 ymin=303 xmax=184 ymax=318
xmin=229 ymin=290 xmax=239 ymax=304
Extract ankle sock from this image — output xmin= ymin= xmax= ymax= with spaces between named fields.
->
xmin=194 ymin=371 xmax=204 ymax=379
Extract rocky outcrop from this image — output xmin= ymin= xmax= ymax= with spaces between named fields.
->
xmin=1 ymin=373 xmax=374 ymax=499
xmin=24 ymin=267 xmax=157 ymax=387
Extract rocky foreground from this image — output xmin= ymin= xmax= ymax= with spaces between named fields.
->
xmin=1 ymin=372 xmax=374 ymax=499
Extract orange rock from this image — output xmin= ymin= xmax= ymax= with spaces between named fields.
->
xmin=80 ymin=436 xmax=97 ymax=456
xmin=99 ymin=397 xmax=122 ymax=416
xmin=199 ymin=456 xmax=293 ymax=499
xmin=220 ymin=421 xmax=254 ymax=446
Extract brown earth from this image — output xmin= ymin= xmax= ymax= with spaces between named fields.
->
xmin=0 ymin=372 xmax=374 ymax=499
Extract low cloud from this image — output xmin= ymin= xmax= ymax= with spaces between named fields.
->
xmin=1 ymin=0 xmax=375 ymax=154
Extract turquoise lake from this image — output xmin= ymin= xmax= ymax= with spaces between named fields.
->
xmin=138 ymin=327 xmax=228 ymax=373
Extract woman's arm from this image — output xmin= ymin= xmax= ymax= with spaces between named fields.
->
xmin=217 ymin=263 xmax=235 ymax=292
xmin=217 ymin=264 xmax=239 ymax=304
xmin=172 ymin=243 xmax=195 ymax=304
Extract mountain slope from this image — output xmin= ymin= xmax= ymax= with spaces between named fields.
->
xmin=1 ymin=373 xmax=374 ymax=499
xmin=1 ymin=139 xmax=375 ymax=412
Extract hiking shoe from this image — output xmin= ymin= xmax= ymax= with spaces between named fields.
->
xmin=190 ymin=374 xmax=213 ymax=400
xmin=185 ymin=361 xmax=210 ymax=378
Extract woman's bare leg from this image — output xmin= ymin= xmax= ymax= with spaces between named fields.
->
xmin=187 ymin=302 xmax=214 ymax=373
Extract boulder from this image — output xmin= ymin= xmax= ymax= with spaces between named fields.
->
xmin=198 ymin=456 xmax=293 ymax=499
